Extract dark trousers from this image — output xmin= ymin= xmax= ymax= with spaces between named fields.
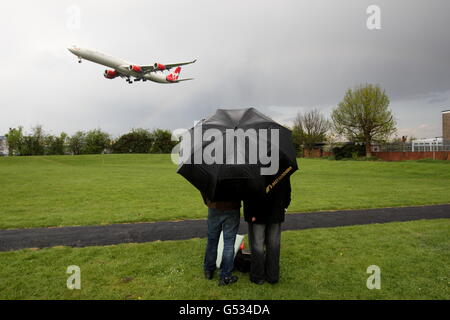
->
xmin=204 ymin=208 xmax=240 ymax=279
xmin=248 ymin=222 xmax=281 ymax=283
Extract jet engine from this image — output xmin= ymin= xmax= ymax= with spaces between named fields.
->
xmin=104 ymin=69 xmax=118 ymax=79
xmin=128 ymin=65 xmax=142 ymax=73
xmin=154 ymin=63 xmax=166 ymax=71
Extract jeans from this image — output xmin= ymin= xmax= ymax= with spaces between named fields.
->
xmin=204 ymin=208 xmax=240 ymax=279
xmin=248 ymin=222 xmax=281 ymax=283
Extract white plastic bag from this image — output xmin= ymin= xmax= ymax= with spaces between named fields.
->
xmin=216 ymin=231 xmax=244 ymax=269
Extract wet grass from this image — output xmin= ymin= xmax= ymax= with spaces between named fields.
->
xmin=0 ymin=154 xmax=449 ymax=229
xmin=0 ymin=219 xmax=448 ymax=299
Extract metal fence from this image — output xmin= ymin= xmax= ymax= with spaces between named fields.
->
xmin=375 ymin=142 xmax=450 ymax=152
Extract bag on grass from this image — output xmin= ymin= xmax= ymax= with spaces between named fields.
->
xmin=216 ymin=232 xmax=244 ymax=268
xmin=234 ymin=249 xmax=252 ymax=273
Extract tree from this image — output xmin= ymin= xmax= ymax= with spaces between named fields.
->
xmin=68 ymin=131 xmax=86 ymax=155
xmin=31 ymin=125 xmax=46 ymax=155
xmin=112 ymin=128 xmax=154 ymax=153
xmin=84 ymin=129 xmax=111 ymax=154
xmin=5 ymin=127 xmax=24 ymax=156
xmin=20 ymin=125 xmax=46 ymax=156
xmin=45 ymin=132 xmax=67 ymax=155
xmin=331 ymin=84 xmax=396 ymax=157
xmin=149 ymin=129 xmax=176 ymax=153
xmin=6 ymin=125 xmax=53 ymax=156
xmin=292 ymin=109 xmax=330 ymax=156
xmin=291 ymin=127 xmax=302 ymax=156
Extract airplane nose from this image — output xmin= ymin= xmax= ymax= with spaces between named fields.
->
xmin=67 ymin=46 xmax=79 ymax=54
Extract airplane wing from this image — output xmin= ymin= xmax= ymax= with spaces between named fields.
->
xmin=162 ymin=60 xmax=197 ymax=70
xmin=141 ymin=59 xmax=197 ymax=73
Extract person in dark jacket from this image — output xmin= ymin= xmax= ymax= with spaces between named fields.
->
xmin=202 ymin=193 xmax=241 ymax=286
xmin=243 ymin=177 xmax=291 ymax=284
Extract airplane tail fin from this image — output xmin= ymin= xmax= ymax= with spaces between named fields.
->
xmin=166 ymin=66 xmax=182 ymax=82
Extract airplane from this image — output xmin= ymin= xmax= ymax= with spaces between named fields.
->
xmin=67 ymin=45 xmax=196 ymax=84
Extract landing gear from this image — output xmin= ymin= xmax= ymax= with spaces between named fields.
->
xmin=78 ymin=57 xmax=82 ymax=63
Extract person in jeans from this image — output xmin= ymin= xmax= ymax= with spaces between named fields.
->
xmin=202 ymin=193 xmax=241 ymax=286
xmin=243 ymin=177 xmax=291 ymax=285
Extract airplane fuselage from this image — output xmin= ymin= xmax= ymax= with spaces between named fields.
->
xmin=68 ymin=46 xmax=175 ymax=83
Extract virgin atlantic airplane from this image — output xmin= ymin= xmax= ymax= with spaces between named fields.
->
xmin=68 ymin=45 xmax=196 ymax=84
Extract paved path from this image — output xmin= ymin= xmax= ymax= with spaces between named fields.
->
xmin=0 ymin=204 xmax=448 ymax=252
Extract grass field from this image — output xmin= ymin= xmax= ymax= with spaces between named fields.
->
xmin=0 ymin=219 xmax=448 ymax=300
xmin=0 ymin=154 xmax=448 ymax=300
xmin=0 ymin=154 xmax=449 ymax=229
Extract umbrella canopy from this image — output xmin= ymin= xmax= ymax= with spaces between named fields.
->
xmin=177 ymin=108 xmax=298 ymax=201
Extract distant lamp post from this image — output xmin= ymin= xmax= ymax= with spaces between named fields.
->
xmin=401 ymin=135 xmax=407 ymax=152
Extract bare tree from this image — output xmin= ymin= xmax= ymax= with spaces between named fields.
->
xmin=292 ymin=109 xmax=331 ymax=154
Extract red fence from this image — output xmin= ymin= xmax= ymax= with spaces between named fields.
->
xmin=373 ymin=151 xmax=450 ymax=161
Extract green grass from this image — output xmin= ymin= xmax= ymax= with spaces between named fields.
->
xmin=0 ymin=219 xmax=448 ymax=300
xmin=1 ymin=154 xmax=447 ymax=300
xmin=0 ymin=154 xmax=449 ymax=229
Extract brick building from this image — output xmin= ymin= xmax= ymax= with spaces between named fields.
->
xmin=443 ymin=110 xmax=450 ymax=142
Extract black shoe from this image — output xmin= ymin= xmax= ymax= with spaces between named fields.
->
xmin=250 ymin=278 xmax=265 ymax=285
xmin=266 ymin=279 xmax=278 ymax=285
xmin=218 ymin=275 xmax=238 ymax=286
xmin=204 ymin=270 xmax=214 ymax=280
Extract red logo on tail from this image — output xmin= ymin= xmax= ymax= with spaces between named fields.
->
xmin=166 ymin=67 xmax=182 ymax=82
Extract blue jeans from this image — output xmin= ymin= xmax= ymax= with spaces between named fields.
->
xmin=204 ymin=208 xmax=240 ymax=279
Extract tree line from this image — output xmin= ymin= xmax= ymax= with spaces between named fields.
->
xmin=5 ymin=84 xmax=397 ymax=158
xmin=4 ymin=127 xmax=177 ymax=156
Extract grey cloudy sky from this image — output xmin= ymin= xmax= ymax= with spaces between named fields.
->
xmin=1 ymin=0 xmax=449 ymax=139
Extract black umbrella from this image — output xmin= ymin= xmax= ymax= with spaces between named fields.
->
xmin=176 ymin=108 xmax=298 ymax=201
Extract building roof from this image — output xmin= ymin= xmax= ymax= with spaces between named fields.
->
xmin=412 ymin=137 xmax=443 ymax=143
